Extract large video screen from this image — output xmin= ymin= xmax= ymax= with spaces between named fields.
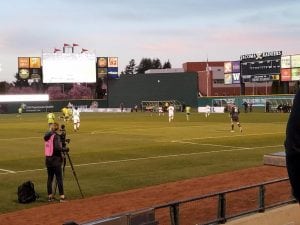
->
xmin=240 ymin=51 xmax=282 ymax=82
xmin=42 ymin=53 xmax=96 ymax=83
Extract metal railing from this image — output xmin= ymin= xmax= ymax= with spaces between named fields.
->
xmin=65 ymin=177 xmax=295 ymax=225
xmin=153 ymin=177 xmax=295 ymax=225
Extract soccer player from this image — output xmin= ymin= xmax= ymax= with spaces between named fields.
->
xmin=168 ymin=104 xmax=175 ymax=122
xmin=205 ymin=105 xmax=211 ymax=118
xmin=67 ymin=107 xmax=73 ymax=120
xmin=47 ymin=111 xmax=55 ymax=128
xmin=17 ymin=106 xmax=23 ymax=119
xmin=229 ymin=105 xmax=242 ymax=132
xmin=185 ymin=105 xmax=191 ymax=121
xmin=61 ymin=107 xmax=69 ymax=122
xmin=72 ymin=107 xmax=80 ymax=131
xmin=158 ymin=106 xmax=164 ymax=116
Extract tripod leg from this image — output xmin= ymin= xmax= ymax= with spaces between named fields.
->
xmin=66 ymin=152 xmax=84 ymax=198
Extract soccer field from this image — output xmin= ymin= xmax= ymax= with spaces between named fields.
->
xmin=0 ymin=111 xmax=289 ymax=213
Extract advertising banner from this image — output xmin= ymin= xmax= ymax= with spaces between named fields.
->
xmin=281 ymin=55 xmax=291 ymax=69
xmin=97 ymin=57 xmax=108 ymax=68
xmin=292 ymin=68 xmax=300 ymax=81
xmin=224 ymin=62 xmax=232 ymax=73
xmin=108 ymin=57 xmax=118 ymax=67
xmin=224 ymin=73 xmax=232 ymax=84
xmin=232 ymin=73 xmax=241 ymax=84
xmin=29 ymin=57 xmax=41 ymax=68
xmin=97 ymin=68 xmax=107 ymax=78
xmin=18 ymin=68 xmax=30 ymax=79
xmin=291 ymin=55 xmax=300 ymax=68
xmin=232 ymin=61 xmax=240 ymax=73
xmin=18 ymin=57 xmax=30 ymax=68
xmin=281 ymin=69 xmax=292 ymax=81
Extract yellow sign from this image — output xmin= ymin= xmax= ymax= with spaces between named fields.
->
xmin=30 ymin=57 xmax=41 ymax=68
xmin=18 ymin=57 xmax=30 ymax=68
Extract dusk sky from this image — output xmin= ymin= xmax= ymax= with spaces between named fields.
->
xmin=0 ymin=0 xmax=300 ymax=82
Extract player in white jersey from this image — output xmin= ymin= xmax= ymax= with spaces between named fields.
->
xmin=205 ymin=105 xmax=211 ymax=118
xmin=72 ymin=107 xmax=80 ymax=132
xmin=168 ymin=104 xmax=175 ymax=122
xmin=158 ymin=106 xmax=164 ymax=116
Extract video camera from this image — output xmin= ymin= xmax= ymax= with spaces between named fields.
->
xmin=59 ymin=125 xmax=70 ymax=152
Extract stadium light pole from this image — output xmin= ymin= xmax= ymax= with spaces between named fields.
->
xmin=206 ymin=63 xmax=211 ymax=97
xmin=206 ymin=70 xmax=209 ymax=97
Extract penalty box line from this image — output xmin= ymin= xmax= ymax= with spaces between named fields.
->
xmin=0 ymin=144 xmax=282 ymax=175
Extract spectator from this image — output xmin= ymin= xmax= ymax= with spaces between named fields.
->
xmin=285 ymin=89 xmax=300 ymax=203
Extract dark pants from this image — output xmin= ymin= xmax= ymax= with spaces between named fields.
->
xmin=286 ymin=153 xmax=300 ymax=201
xmin=47 ymin=165 xmax=64 ymax=195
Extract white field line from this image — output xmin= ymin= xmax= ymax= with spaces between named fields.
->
xmin=171 ymin=141 xmax=238 ymax=149
xmin=0 ymin=144 xmax=282 ymax=175
xmin=171 ymin=141 xmax=282 ymax=151
xmin=171 ymin=132 xmax=284 ymax=142
xmin=0 ymin=168 xmax=16 ymax=173
xmin=0 ymin=132 xmax=284 ymax=142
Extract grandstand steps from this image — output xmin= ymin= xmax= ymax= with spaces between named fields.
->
xmin=263 ymin=152 xmax=286 ymax=167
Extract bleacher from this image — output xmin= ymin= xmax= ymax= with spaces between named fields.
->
xmin=265 ymin=97 xmax=293 ymax=112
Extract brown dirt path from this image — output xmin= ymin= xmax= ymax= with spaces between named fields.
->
xmin=0 ymin=166 xmax=288 ymax=225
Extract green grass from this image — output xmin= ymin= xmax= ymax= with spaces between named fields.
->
xmin=0 ymin=111 xmax=289 ymax=213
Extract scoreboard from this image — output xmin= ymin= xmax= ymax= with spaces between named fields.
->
xmin=240 ymin=51 xmax=282 ymax=82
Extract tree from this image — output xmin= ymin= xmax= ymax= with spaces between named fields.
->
xmin=124 ymin=59 xmax=136 ymax=75
xmin=0 ymin=81 xmax=10 ymax=93
xmin=68 ymin=84 xmax=93 ymax=99
xmin=163 ymin=60 xmax=172 ymax=69
xmin=7 ymin=86 xmax=36 ymax=94
xmin=46 ymin=86 xmax=68 ymax=100
xmin=152 ymin=58 xmax=162 ymax=69
xmin=136 ymin=58 xmax=153 ymax=74
xmin=13 ymin=73 xmax=29 ymax=88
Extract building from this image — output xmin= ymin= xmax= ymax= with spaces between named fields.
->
xmin=183 ymin=61 xmax=273 ymax=96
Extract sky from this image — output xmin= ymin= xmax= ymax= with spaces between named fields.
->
xmin=0 ymin=0 xmax=300 ymax=82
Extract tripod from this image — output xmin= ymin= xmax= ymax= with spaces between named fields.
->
xmin=64 ymin=151 xmax=84 ymax=198
xmin=53 ymin=150 xmax=84 ymax=199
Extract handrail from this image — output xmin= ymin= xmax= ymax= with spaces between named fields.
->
xmin=154 ymin=177 xmax=290 ymax=209
xmin=154 ymin=177 xmax=293 ymax=225
xmin=64 ymin=177 xmax=294 ymax=225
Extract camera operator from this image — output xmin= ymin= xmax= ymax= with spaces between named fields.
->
xmin=59 ymin=124 xmax=67 ymax=148
xmin=44 ymin=122 xmax=66 ymax=202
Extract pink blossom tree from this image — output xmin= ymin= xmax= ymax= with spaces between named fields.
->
xmin=7 ymin=86 xmax=36 ymax=94
xmin=68 ymin=84 xmax=93 ymax=99
xmin=47 ymin=86 xmax=68 ymax=100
